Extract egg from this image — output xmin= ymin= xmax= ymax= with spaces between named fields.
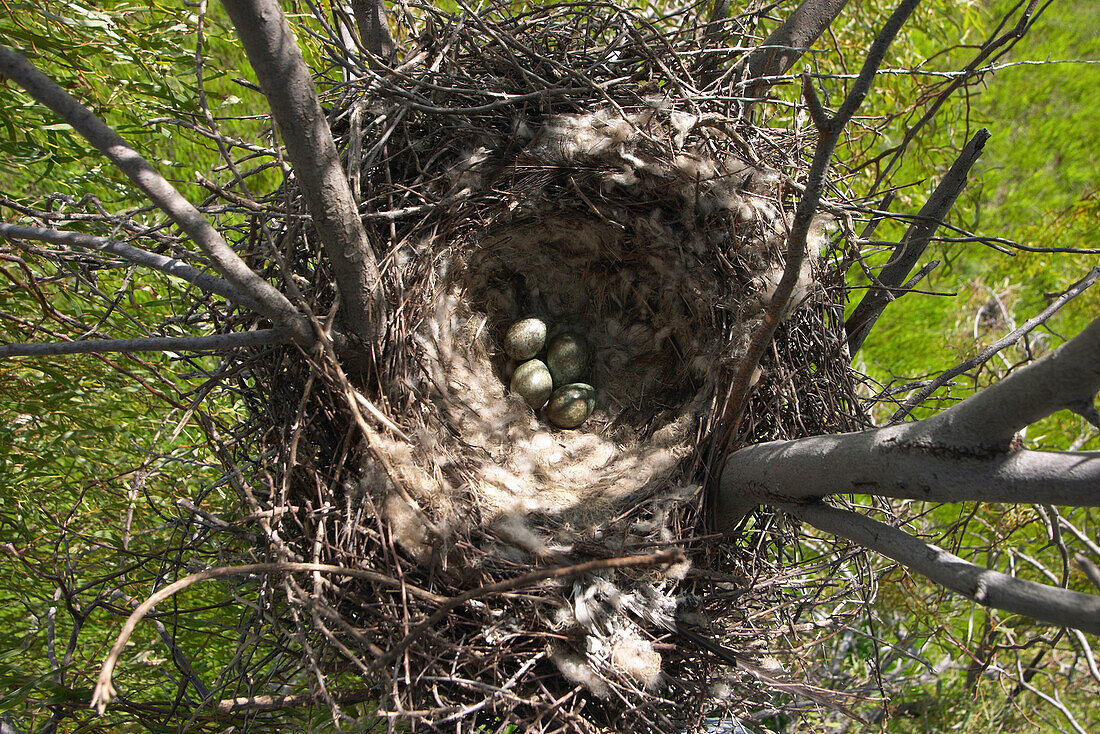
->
xmin=503 ymin=317 xmax=547 ymax=361
xmin=545 ymin=383 xmax=595 ymax=429
xmin=546 ymin=331 xmax=588 ymax=385
xmin=510 ymin=359 xmax=553 ymax=409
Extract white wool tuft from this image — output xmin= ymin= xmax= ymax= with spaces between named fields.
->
xmin=610 ymin=634 xmax=663 ymax=690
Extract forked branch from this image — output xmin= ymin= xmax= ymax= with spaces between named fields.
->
xmin=0 ymin=44 xmax=314 ymax=348
xmin=846 ymin=128 xmax=991 ymax=355
xmin=0 ymin=223 xmax=258 ymax=311
xmin=719 ymin=312 xmax=1100 ymax=523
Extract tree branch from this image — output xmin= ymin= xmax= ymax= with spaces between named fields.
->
xmin=350 ymin=0 xmax=395 ymax=67
xmin=717 ymin=429 xmax=1100 ymax=520
xmin=0 ymin=44 xmax=314 ymax=348
xmin=783 ymin=501 xmax=1100 ymax=635
xmin=716 ymin=0 xmax=921 ymax=457
xmin=0 ymin=330 xmax=288 ymax=358
xmin=846 ymin=128 xmax=991 ymax=355
xmin=742 ymin=0 xmax=851 ymax=99
xmin=0 ymin=223 xmax=259 ymax=311
xmin=718 ymin=312 xmax=1100 ymax=523
xmin=220 ymin=0 xmax=385 ymax=342
xmin=912 ymin=299 xmax=1100 ymax=448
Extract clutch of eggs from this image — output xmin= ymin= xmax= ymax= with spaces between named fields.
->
xmin=503 ymin=318 xmax=594 ymax=428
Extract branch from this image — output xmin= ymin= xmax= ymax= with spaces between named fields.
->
xmin=350 ymin=0 xmax=395 ymax=67
xmin=0 ymin=330 xmax=288 ymax=358
xmin=717 ymin=429 xmax=1100 ymax=518
xmin=741 ymin=0 xmax=851 ymax=98
xmin=910 ymin=291 xmax=1100 ymax=447
xmin=845 ymin=129 xmax=991 ymax=355
xmin=718 ymin=312 xmax=1100 ymax=522
xmin=0 ymin=44 xmax=314 ymax=348
xmin=868 ymin=0 xmax=1044 ymax=193
xmin=220 ymin=0 xmax=385 ymax=342
xmin=0 ymin=223 xmax=259 ymax=311
xmin=784 ymin=501 xmax=1100 ymax=635
xmin=716 ymin=0 xmax=921 ymax=453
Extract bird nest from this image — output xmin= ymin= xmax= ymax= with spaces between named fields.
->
xmin=226 ymin=3 xmax=866 ymax=731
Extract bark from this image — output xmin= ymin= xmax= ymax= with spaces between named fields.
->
xmin=785 ymin=501 xmax=1100 ymax=635
xmin=220 ymin=0 xmax=385 ymax=343
xmin=351 ymin=0 xmax=394 ymax=66
xmin=0 ymin=44 xmax=314 ymax=348
xmin=717 ymin=313 xmax=1100 ymax=524
xmin=742 ymin=0 xmax=850 ymax=99
xmin=846 ymin=129 xmax=991 ymax=355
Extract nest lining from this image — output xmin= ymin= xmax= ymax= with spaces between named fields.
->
xmin=378 ymin=104 xmax=817 ymax=560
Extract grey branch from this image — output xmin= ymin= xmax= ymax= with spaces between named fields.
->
xmin=0 ymin=223 xmax=259 ymax=312
xmin=220 ymin=0 xmax=385 ymax=341
xmin=717 ymin=430 xmax=1100 ymax=519
xmin=0 ymin=44 xmax=314 ymax=348
xmin=0 ymin=330 xmax=287 ymax=358
xmin=351 ymin=0 xmax=395 ymax=66
xmin=743 ymin=0 xmax=850 ymax=97
xmin=784 ymin=501 xmax=1100 ymax=635
xmin=846 ymin=129 xmax=991 ymax=355
xmin=718 ymin=312 xmax=1100 ymax=524
xmin=718 ymin=0 xmax=920 ymax=446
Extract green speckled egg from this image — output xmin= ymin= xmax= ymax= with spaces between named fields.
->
xmin=546 ymin=332 xmax=588 ymax=385
xmin=545 ymin=383 xmax=595 ymax=429
xmin=503 ymin=317 xmax=547 ymax=361
xmin=510 ymin=359 xmax=553 ymax=410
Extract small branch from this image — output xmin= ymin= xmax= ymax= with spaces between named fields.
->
xmin=716 ymin=0 xmax=921 ymax=457
xmin=0 ymin=44 xmax=314 ymax=347
xmin=898 ymin=271 xmax=1100 ymax=437
xmin=0 ymin=223 xmax=259 ymax=311
xmin=91 ymin=561 xmax=447 ymax=715
xmin=846 ymin=129 xmax=991 ymax=356
xmin=220 ymin=0 xmax=386 ymax=341
xmin=0 ymin=330 xmax=288 ymax=358
xmin=785 ymin=501 xmax=1100 ymax=635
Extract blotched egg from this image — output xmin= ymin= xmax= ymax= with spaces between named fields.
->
xmin=510 ymin=359 xmax=553 ymax=410
xmin=546 ymin=331 xmax=588 ymax=385
xmin=545 ymin=383 xmax=595 ymax=428
xmin=503 ymin=317 xmax=547 ymax=361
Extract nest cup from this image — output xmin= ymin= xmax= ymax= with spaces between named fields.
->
xmin=402 ymin=104 xmax=795 ymax=554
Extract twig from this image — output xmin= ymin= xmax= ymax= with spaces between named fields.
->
xmin=0 ymin=223 xmax=258 ymax=311
xmin=0 ymin=43 xmax=314 ymax=346
xmin=784 ymin=501 xmax=1100 ymax=635
xmin=845 ymin=128 xmax=990 ymax=355
xmin=372 ymin=550 xmax=686 ymax=671
xmin=889 ymin=266 xmax=1100 ymax=423
xmin=0 ymin=330 xmax=287 ymax=358
xmin=91 ymin=561 xmax=447 ymax=715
